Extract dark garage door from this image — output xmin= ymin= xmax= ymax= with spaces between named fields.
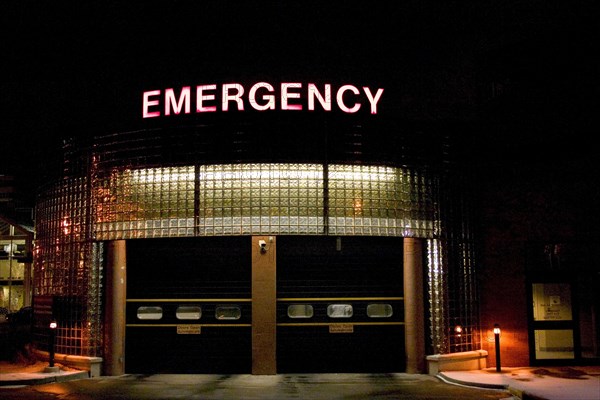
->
xmin=276 ymin=236 xmax=405 ymax=373
xmin=125 ymin=236 xmax=251 ymax=374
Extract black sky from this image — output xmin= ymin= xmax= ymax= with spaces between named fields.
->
xmin=1 ymin=1 xmax=598 ymax=200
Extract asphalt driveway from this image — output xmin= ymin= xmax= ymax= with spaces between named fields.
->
xmin=0 ymin=372 xmax=514 ymax=399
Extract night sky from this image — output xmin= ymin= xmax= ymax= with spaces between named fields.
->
xmin=1 ymin=1 xmax=598 ymax=202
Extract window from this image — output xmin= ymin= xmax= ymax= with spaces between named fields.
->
xmin=532 ymin=283 xmax=572 ymax=321
xmin=215 ymin=305 xmax=241 ymax=320
xmin=176 ymin=306 xmax=201 ymax=320
xmin=327 ymin=304 xmax=353 ymax=318
xmin=137 ymin=306 xmax=163 ymax=320
xmin=534 ymin=329 xmax=575 ymax=360
xmin=367 ymin=303 xmax=393 ymax=318
xmin=287 ymin=304 xmax=314 ymax=319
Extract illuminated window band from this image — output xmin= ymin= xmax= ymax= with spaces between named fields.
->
xmin=92 ymin=163 xmax=439 ymax=240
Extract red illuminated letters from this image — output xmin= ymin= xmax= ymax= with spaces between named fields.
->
xmin=249 ymin=83 xmax=275 ymax=111
xmin=165 ymin=87 xmax=190 ymax=116
xmin=308 ymin=84 xmax=331 ymax=111
xmin=142 ymin=82 xmax=384 ymax=118
xmin=143 ymin=90 xmax=161 ymax=118
xmin=196 ymin=85 xmax=217 ymax=112
xmin=222 ymin=84 xmax=244 ymax=111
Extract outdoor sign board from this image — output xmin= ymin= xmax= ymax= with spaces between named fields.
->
xmin=143 ymin=82 xmax=384 ymax=118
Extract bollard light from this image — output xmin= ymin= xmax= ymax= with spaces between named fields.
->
xmin=49 ymin=320 xmax=57 ymax=368
xmin=494 ymin=323 xmax=501 ymax=372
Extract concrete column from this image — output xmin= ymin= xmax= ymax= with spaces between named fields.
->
xmin=251 ymin=236 xmax=277 ymax=374
xmin=404 ymin=237 xmax=426 ymax=373
xmin=103 ymin=240 xmax=127 ymax=376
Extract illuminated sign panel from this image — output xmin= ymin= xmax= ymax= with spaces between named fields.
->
xmin=143 ymin=82 xmax=384 ymax=118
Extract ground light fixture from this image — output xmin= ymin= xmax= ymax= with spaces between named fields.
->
xmin=49 ymin=320 xmax=57 ymax=368
xmin=493 ymin=324 xmax=501 ymax=372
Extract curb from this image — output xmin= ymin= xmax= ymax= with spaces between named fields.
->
xmin=437 ymin=372 xmax=549 ymax=400
xmin=0 ymin=370 xmax=89 ymax=387
xmin=437 ymin=372 xmax=508 ymax=390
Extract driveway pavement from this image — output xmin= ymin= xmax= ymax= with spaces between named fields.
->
xmin=1 ymin=371 xmax=515 ymax=399
xmin=2 ymin=362 xmax=599 ymax=399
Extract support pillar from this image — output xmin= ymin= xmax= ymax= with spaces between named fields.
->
xmin=251 ymin=236 xmax=277 ymax=374
xmin=404 ymin=237 xmax=426 ymax=373
xmin=103 ymin=240 xmax=127 ymax=376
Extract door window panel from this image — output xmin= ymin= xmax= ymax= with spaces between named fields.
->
xmin=137 ymin=306 xmax=163 ymax=320
xmin=176 ymin=306 xmax=202 ymax=320
xmin=327 ymin=304 xmax=353 ymax=318
xmin=287 ymin=304 xmax=314 ymax=319
xmin=215 ymin=305 xmax=241 ymax=320
xmin=367 ymin=303 xmax=393 ymax=318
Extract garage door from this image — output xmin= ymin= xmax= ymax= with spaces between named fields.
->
xmin=125 ymin=237 xmax=251 ymax=374
xmin=276 ymin=236 xmax=405 ymax=373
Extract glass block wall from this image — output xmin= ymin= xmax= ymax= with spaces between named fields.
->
xmin=425 ymin=192 xmax=481 ymax=354
xmin=443 ymin=172 xmax=481 ymax=354
xmin=328 ymin=165 xmax=439 ymax=237
xmin=197 ymin=164 xmax=324 ymax=235
xmin=427 ymin=238 xmax=448 ymax=354
xmin=34 ymin=177 xmax=104 ymax=356
xmin=94 ymin=163 xmax=440 ymax=239
xmin=95 ymin=166 xmax=196 ymax=239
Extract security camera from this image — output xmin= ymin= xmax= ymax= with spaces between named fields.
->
xmin=258 ymin=240 xmax=267 ymax=253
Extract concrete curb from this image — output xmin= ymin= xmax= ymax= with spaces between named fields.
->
xmin=437 ymin=372 xmax=508 ymax=390
xmin=0 ymin=370 xmax=89 ymax=387
xmin=437 ymin=372 xmax=547 ymax=400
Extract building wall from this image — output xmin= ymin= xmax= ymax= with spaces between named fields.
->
xmin=0 ymin=216 xmax=33 ymax=315
xmin=478 ymin=162 xmax=599 ymax=367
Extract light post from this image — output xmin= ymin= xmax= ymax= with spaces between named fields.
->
xmin=49 ymin=320 xmax=57 ymax=368
xmin=493 ymin=323 xmax=501 ymax=372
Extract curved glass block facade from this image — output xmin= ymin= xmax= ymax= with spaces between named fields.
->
xmin=34 ymin=126 xmax=479 ymax=359
xmin=91 ymin=163 xmax=439 ymax=240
